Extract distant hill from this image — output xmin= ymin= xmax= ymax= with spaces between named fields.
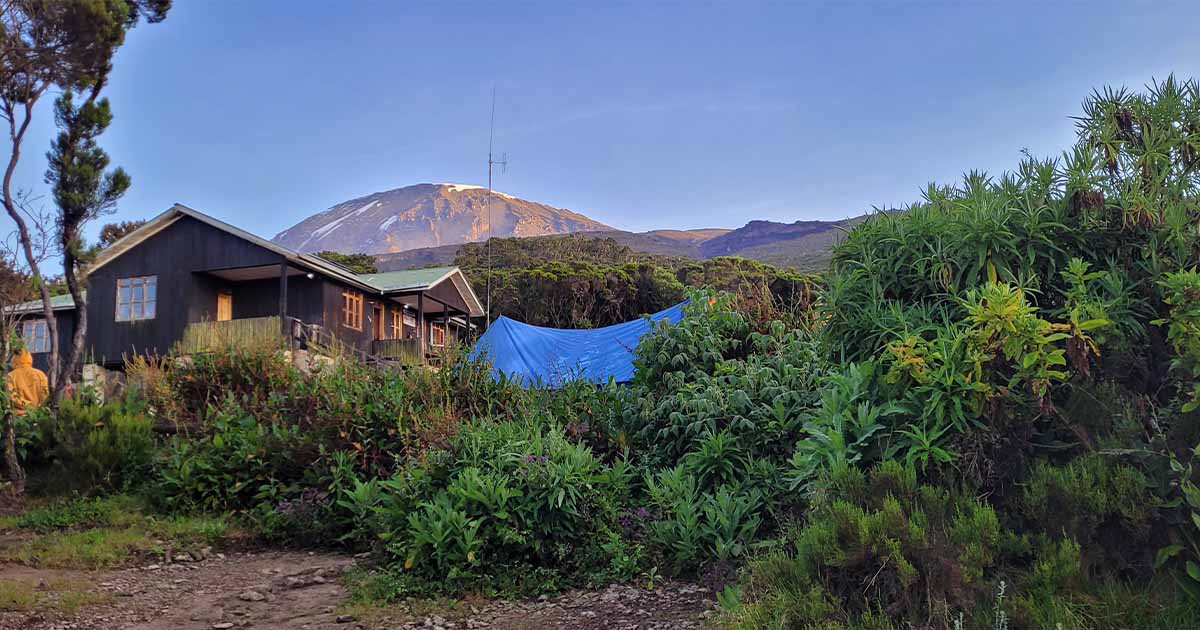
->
xmin=375 ymin=218 xmax=860 ymax=273
xmin=710 ymin=217 xmax=867 ymax=270
xmin=272 ymin=183 xmax=611 ymax=254
xmin=599 ymin=228 xmax=732 ymax=258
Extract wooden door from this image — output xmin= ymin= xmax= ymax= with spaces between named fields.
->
xmin=216 ymin=292 xmax=232 ymax=321
xmin=373 ymin=304 xmax=385 ymax=340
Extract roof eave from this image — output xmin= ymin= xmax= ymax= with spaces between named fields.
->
xmin=85 ymin=204 xmax=383 ymax=294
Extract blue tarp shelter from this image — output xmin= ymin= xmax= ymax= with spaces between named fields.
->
xmin=471 ymin=302 xmax=688 ymax=386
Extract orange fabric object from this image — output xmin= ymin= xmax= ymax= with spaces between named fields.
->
xmin=8 ymin=349 xmax=48 ymax=415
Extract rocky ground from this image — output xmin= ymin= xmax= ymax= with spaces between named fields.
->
xmin=0 ymin=549 xmax=716 ymax=630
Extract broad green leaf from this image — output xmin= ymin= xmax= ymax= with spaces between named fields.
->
xmin=1187 ymin=561 xmax=1200 ymax=583
xmin=1157 ymin=545 xmax=1185 ymax=568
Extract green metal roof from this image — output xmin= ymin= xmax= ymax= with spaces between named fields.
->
xmin=356 ymin=266 xmax=458 ymax=292
xmin=7 ymin=292 xmax=80 ymax=315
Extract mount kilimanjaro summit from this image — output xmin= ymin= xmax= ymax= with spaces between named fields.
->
xmin=271 ymin=183 xmax=611 ymax=254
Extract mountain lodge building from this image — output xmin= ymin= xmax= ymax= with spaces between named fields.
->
xmin=9 ymin=204 xmax=484 ymax=371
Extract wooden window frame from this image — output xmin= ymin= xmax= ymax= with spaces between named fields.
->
xmin=21 ymin=319 xmax=49 ymax=354
xmin=430 ymin=322 xmax=446 ymax=347
xmin=116 ymin=275 xmax=157 ymax=322
xmin=402 ymin=312 xmax=416 ymax=339
xmin=391 ymin=310 xmax=403 ymax=340
xmin=342 ymin=290 xmax=363 ymax=330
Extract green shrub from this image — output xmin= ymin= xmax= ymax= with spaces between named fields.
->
xmin=1157 ymin=268 xmax=1200 ymax=411
xmin=731 ymin=461 xmax=1008 ymax=627
xmin=1019 ymin=455 xmax=1158 ymax=572
xmin=153 ymin=399 xmax=310 ymax=513
xmin=786 ymin=361 xmax=897 ymax=492
xmin=137 ymin=345 xmax=525 ymax=477
xmin=643 ymin=466 xmax=764 ymax=574
xmin=1027 ymin=538 xmax=1084 ymax=597
xmin=631 ymin=292 xmax=750 ymax=391
xmin=32 ymin=394 xmax=155 ymax=494
xmin=332 ymin=418 xmax=630 ymax=594
xmin=622 ymin=298 xmax=824 ymax=471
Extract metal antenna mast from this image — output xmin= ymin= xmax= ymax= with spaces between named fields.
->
xmin=485 ymin=86 xmax=507 ymax=328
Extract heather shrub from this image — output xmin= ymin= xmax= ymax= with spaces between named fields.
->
xmin=1019 ymin=455 xmax=1159 ymax=573
xmin=727 ymin=461 xmax=1009 ymax=627
xmin=30 ymin=393 xmax=155 ymax=494
xmin=137 ymin=345 xmax=521 ymax=478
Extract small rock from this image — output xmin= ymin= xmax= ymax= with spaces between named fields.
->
xmin=145 ymin=564 xmax=161 ymax=571
xmin=212 ymin=624 xmax=235 ymax=630
xmin=238 ymin=590 xmax=266 ymax=602
xmin=335 ymin=615 xmax=356 ymax=624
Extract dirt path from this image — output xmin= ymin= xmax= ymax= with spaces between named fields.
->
xmin=0 ymin=550 xmax=715 ymax=630
xmin=2 ymin=550 xmax=355 ymax=630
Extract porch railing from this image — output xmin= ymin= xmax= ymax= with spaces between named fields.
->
xmin=180 ymin=316 xmax=429 ymax=371
xmin=371 ymin=339 xmax=423 ymax=366
xmin=179 ymin=316 xmax=284 ymax=354
xmin=289 ymin=318 xmax=406 ymax=370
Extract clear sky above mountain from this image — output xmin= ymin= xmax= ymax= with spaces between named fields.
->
xmin=4 ymin=1 xmax=1199 ymax=244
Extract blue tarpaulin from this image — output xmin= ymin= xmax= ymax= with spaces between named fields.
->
xmin=471 ymin=302 xmax=688 ymax=386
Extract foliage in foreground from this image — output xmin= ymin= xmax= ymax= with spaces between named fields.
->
xmin=7 ymin=76 xmax=1200 ymax=629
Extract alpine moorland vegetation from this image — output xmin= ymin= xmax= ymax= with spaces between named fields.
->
xmin=5 ymin=76 xmax=1200 ymax=629
xmin=454 ymin=234 xmax=816 ymax=328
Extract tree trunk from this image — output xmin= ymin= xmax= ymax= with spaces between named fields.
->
xmin=2 ymin=101 xmax=58 ymax=394
xmin=54 ymin=247 xmax=87 ymax=402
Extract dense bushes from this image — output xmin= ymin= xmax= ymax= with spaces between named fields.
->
xmin=332 ymin=418 xmax=630 ymax=592
xmin=1019 ymin=455 xmax=1158 ymax=573
xmin=727 ymin=462 xmax=1008 ymax=628
xmin=23 ymin=394 xmax=154 ymax=494
xmin=9 ymin=76 xmax=1200 ymax=628
xmin=714 ymin=76 xmax=1200 ymax=628
xmin=455 ymin=234 xmax=815 ymax=328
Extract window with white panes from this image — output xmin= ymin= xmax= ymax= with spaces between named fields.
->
xmin=116 ymin=276 xmax=157 ymax=321
xmin=21 ymin=319 xmax=48 ymax=353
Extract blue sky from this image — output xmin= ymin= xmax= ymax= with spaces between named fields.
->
xmin=4 ymin=1 xmax=1200 ymax=245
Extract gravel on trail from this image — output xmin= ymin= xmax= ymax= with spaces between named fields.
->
xmin=0 ymin=550 xmax=716 ymax=630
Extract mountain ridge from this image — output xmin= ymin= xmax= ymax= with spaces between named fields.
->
xmin=372 ymin=217 xmax=860 ymax=273
xmin=272 ymin=183 xmax=612 ymax=254
xmin=273 ymin=182 xmax=859 ymax=272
